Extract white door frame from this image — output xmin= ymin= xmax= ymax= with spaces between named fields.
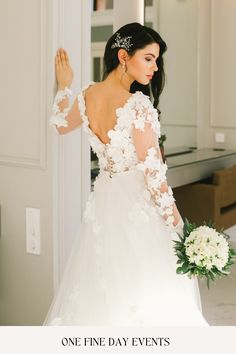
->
xmin=51 ymin=0 xmax=92 ymax=292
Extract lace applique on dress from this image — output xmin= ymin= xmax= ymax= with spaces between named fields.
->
xmin=83 ymin=179 xmax=101 ymax=233
xmin=131 ymin=93 xmax=184 ymax=235
xmin=76 ymin=86 xmax=183 ymax=234
xmin=49 ymin=82 xmax=183 ymax=235
xmin=128 ymin=194 xmax=157 ymax=226
xmin=49 ymin=86 xmax=72 ymax=128
xmin=77 ymin=83 xmax=138 ymax=177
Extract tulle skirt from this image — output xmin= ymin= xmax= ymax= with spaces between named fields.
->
xmin=43 ymin=169 xmax=208 ymax=326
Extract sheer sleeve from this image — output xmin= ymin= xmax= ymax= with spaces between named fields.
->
xmin=132 ymin=93 xmax=184 ymax=235
xmin=49 ymin=87 xmax=72 ymax=130
xmin=49 ymin=86 xmax=83 ymax=134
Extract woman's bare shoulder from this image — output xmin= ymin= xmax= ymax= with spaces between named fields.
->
xmin=86 ymin=81 xmax=132 ymax=103
xmin=88 ymin=81 xmax=104 ymax=93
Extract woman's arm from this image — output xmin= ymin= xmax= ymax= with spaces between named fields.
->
xmin=132 ymin=94 xmax=184 ymax=235
xmin=50 ymin=48 xmax=82 ymax=135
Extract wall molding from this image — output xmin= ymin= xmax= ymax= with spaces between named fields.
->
xmin=163 ymin=124 xmax=197 ymax=128
xmin=0 ymin=0 xmax=47 ymax=170
xmin=209 ymin=0 xmax=236 ymax=129
xmin=91 ymin=4 xmax=158 ymax=28
xmin=80 ymin=0 xmax=93 ymax=219
xmin=51 ymin=0 xmax=92 ymax=290
xmin=196 ymin=0 xmax=211 ymax=148
xmin=51 ymin=0 xmax=65 ymax=291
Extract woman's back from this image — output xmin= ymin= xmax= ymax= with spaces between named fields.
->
xmin=84 ymin=82 xmax=132 ymax=144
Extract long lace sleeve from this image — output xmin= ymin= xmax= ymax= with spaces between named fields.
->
xmin=132 ymin=93 xmax=184 ymax=235
xmin=49 ymin=86 xmax=72 ymax=129
xmin=49 ymin=86 xmax=83 ymax=134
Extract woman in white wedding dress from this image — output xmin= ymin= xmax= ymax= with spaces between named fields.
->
xmin=45 ymin=23 xmax=208 ymax=326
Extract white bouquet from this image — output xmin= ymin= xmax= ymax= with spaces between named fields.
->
xmin=174 ymin=219 xmax=236 ymax=288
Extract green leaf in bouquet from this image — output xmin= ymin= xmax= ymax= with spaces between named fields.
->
xmin=178 ymin=247 xmax=185 ymax=254
xmin=203 ymin=219 xmax=215 ymax=229
xmin=181 ymin=262 xmax=190 ymax=273
xmin=206 ymin=276 xmax=210 ymax=289
xmin=188 ymin=264 xmax=196 ymax=270
xmin=193 ymin=268 xmax=200 ymax=276
xmin=208 ymin=270 xmax=216 ymax=281
xmin=183 ymin=218 xmax=196 ymax=236
xmin=221 ymin=230 xmax=230 ymax=241
xmin=176 ymin=267 xmax=183 ymax=274
xmin=230 ymin=248 xmax=236 ymax=257
xmin=173 ymin=240 xmax=182 ymax=249
xmin=175 ymin=250 xmax=184 ymax=258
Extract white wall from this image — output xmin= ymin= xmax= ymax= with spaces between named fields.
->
xmin=158 ymin=0 xmax=236 ymax=151
xmin=157 ymin=0 xmax=198 ymax=148
xmin=0 ymin=0 xmax=54 ymax=325
xmin=206 ymin=0 xmax=236 ymax=150
xmin=0 ymin=0 xmax=91 ymax=325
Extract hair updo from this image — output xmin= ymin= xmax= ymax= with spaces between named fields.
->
xmin=102 ymin=22 xmax=167 ymax=110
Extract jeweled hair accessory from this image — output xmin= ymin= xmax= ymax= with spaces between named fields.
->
xmin=111 ymin=32 xmax=133 ymax=51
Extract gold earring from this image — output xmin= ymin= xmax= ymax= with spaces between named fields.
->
xmin=120 ymin=62 xmax=127 ymax=82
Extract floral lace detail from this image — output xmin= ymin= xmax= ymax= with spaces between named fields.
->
xmin=135 ymin=147 xmax=182 ymax=233
xmin=132 ymin=96 xmax=183 ymax=234
xmin=77 ymin=84 xmax=182 ymax=233
xmin=77 ymin=83 xmax=141 ymax=176
xmin=128 ymin=195 xmax=157 ymax=225
xmin=49 ymin=86 xmax=72 ymax=128
xmin=47 ymin=82 xmax=183 ymax=235
xmin=83 ymin=191 xmax=101 ymax=233
xmin=133 ymin=93 xmax=161 ymax=136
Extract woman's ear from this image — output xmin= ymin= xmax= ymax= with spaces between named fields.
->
xmin=117 ymin=48 xmax=128 ymax=65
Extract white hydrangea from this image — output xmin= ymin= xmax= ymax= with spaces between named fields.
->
xmin=184 ymin=225 xmax=229 ymax=270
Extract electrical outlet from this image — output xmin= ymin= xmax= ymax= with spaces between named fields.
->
xmin=26 ymin=208 xmax=41 ymax=255
xmin=215 ymin=132 xmax=225 ymax=143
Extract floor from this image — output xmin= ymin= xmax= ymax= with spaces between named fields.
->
xmin=199 ymin=225 xmax=236 ymax=325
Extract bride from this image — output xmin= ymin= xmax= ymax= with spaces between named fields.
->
xmin=45 ymin=22 xmax=209 ymax=326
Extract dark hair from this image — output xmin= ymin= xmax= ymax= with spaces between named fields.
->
xmin=102 ymin=22 xmax=167 ymax=109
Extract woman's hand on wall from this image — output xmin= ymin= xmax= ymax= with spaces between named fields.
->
xmin=55 ymin=48 xmax=73 ymax=89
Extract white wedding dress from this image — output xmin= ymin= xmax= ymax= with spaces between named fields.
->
xmin=44 ymin=82 xmax=209 ymax=326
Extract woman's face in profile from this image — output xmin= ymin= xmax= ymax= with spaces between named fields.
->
xmin=126 ymin=42 xmax=160 ymax=85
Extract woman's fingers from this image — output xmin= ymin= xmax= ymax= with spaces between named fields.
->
xmin=55 ymin=50 xmax=61 ymax=68
xmin=54 ymin=48 xmax=73 ymax=87
xmin=55 ymin=49 xmax=65 ymax=69
xmin=55 ymin=48 xmax=70 ymax=63
xmin=55 ymin=53 xmax=59 ymax=67
xmin=60 ymin=49 xmax=65 ymax=64
xmin=59 ymin=48 xmax=68 ymax=66
xmin=64 ymin=50 xmax=69 ymax=64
